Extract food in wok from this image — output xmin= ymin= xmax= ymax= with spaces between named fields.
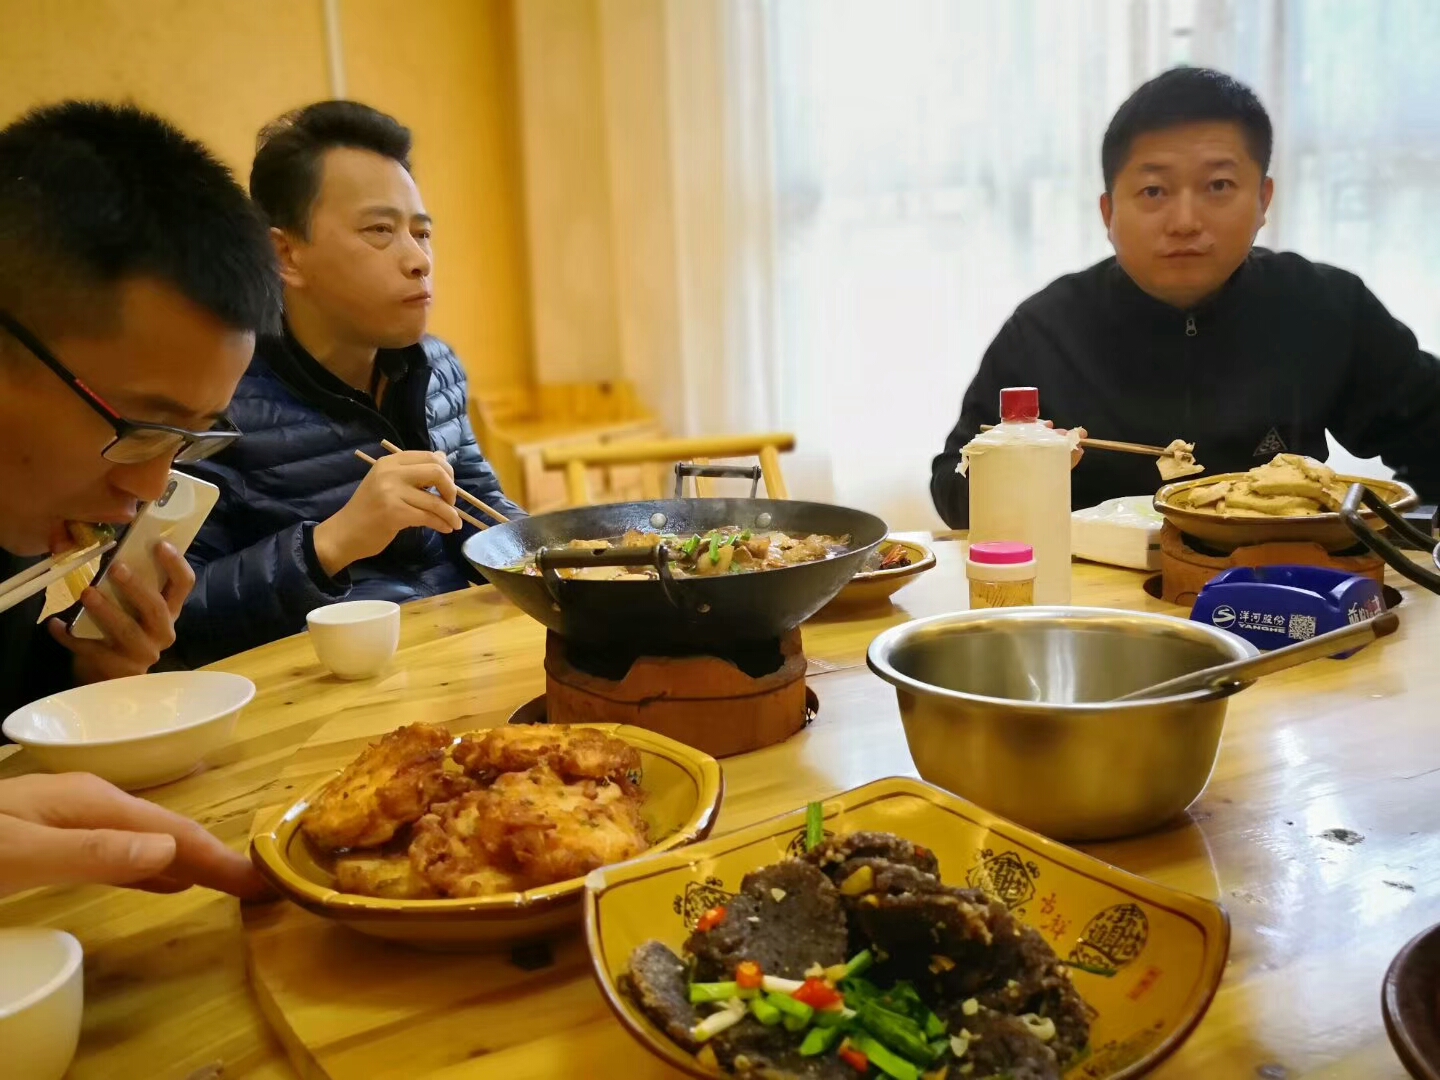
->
xmin=514 ymin=528 xmax=851 ymax=580
xmin=1165 ymin=453 xmax=1354 ymax=517
xmin=300 ymin=723 xmax=649 ymax=899
xmin=622 ymin=815 xmax=1091 ymax=1080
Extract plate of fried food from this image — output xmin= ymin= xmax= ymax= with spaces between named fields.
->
xmin=251 ymin=722 xmax=722 ymax=948
xmin=586 ymin=777 xmax=1229 ymax=1080
xmin=1156 ymin=453 xmax=1417 ymax=552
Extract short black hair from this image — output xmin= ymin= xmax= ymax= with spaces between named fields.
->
xmin=250 ymin=100 xmax=413 ymax=235
xmin=0 ymin=101 xmax=278 ymax=341
xmin=1102 ymin=67 xmax=1273 ymax=192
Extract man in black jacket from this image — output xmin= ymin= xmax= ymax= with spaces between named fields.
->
xmin=177 ymin=102 xmax=525 ymax=665
xmin=0 ymin=101 xmax=274 ymax=899
xmin=931 ymin=67 xmax=1440 ymax=528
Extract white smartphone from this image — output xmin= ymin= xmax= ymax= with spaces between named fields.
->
xmin=69 ymin=471 xmax=220 ymax=641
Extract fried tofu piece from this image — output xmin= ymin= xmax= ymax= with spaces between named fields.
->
xmin=452 ymin=725 xmax=641 ymax=789
xmin=1157 ymin=440 xmax=1204 ymax=482
xmin=1174 ymin=452 xmax=1350 ymax=517
xmin=333 ymin=851 xmax=438 ymax=900
xmin=300 ymin=723 xmax=469 ymax=851
xmin=1224 ymin=488 xmax=1323 ymax=516
xmin=1184 ymin=480 xmax=1230 ymax=508
xmin=412 ymin=767 xmax=648 ymax=896
xmin=407 ymin=800 xmax=527 ymax=897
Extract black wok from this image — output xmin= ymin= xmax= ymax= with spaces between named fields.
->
xmin=462 ymin=497 xmax=887 ymax=651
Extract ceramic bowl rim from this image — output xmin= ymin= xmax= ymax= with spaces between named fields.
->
xmin=867 ymin=606 xmax=1258 ymax=711
xmin=849 ymin=538 xmax=937 ymax=583
xmin=0 ymin=671 xmax=255 ymax=748
xmin=1154 ymin=471 xmax=1418 ymax=524
xmin=0 ymin=928 xmax=83 ymax=1020
xmin=1382 ymin=920 xmax=1440 ymax=1080
xmin=305 ymin=599 xmax=402 ymax=628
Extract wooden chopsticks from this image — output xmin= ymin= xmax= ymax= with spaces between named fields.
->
xmin=378 ymin=440 xmax=510 ymax=525
xmin=978 ymin=426 xmax=1172 ymax=458
xmin=352 ymin=449 xmax=485 ymax=531
xmin=0 ymin=539 xmax=115 ymax=616
xmin=351 ymin=441 xmax=513 ymax=532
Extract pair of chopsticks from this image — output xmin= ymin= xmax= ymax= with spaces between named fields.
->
xmin=0 ymin=538 xmax=116 ymax=616
xmin=978 ymin=426 xmax=1175 ymax=458
xmin=352 ymin=440 xmax=510 ymax=532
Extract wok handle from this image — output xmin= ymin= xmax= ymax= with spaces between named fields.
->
xmin=1341 ymin=483 xmax=1440 ymax=593
xmin=535 ymin=543 xmax=687 ymax=612
xmin=674 ymin=462 xmax=762 ymax=499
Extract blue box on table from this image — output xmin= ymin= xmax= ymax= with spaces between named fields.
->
xmin=1189 ymin=565 xmax=1385 ymax=656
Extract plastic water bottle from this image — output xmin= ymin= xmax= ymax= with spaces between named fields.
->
xmin=961 ymin=387 xmax=1073 ymax=605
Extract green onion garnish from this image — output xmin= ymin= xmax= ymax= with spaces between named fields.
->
xmin=805 ymin=801 xmax=825 ymax=852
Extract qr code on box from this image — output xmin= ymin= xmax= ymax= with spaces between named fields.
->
xmin=1287 ymin=614 xmax=1318 ymax=640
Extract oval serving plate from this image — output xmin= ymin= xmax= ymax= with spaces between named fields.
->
xmin=585 ymin=776 xmax=1229 ymax=1079
xmin=1154 ymin=473 xmax=1416 ymax=553
xmin=825 ymin=538 xmax=936 ymax=610
xmin=251 ymin=723 xmax=723 ymax=950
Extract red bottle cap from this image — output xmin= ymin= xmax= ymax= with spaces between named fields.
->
xmin=969 ymin=541 xmax=1034 ymax=565
xmin=999 ymin=386 xmax=1040 ymax=423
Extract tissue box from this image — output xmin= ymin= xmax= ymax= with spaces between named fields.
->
xmin=1071 ymin=496 xmax=1164 ymax=571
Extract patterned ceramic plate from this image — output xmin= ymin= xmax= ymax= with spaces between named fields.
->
xmin=826 ymin=538 xmax=937 ymax=609
xmin=585 ymin=776 xmax=1228 ymax=1078
xmin=251 ymin=724 xmax=723 ymax=949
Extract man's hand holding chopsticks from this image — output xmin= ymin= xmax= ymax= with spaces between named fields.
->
xmin=312 ymin=450 xmax=463 ymax=577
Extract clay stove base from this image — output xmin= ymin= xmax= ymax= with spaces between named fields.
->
xmin=539 ymin=630 xmax=813 ymax=758
xmin=1153 ymin=521 xmax=1387 ymax=607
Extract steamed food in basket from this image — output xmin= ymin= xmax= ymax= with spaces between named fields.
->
xmin=622 ymin=821 xmax=1091 ymax=1080
xmin=1165 ymin=454 xmax=1351 ymax=517
xmin=300 ymin=723 xmax=650 ymax=899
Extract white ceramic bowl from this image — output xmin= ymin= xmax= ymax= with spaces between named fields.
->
xmin=0 ymin=928 xmax=84 ymax=1080
xmin=305 ymin=600 xmax=401 ymax=679
xmin=1 ymin=671 xmax=255 ymax=791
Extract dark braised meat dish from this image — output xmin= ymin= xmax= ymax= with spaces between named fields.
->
xmin=622 ymin=826 xmax=1090 ymax=1080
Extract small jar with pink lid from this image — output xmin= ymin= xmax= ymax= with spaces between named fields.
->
xmin=965 ymin=541 xmax=1036 ymax=609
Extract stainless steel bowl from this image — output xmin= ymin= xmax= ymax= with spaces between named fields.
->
xmin=867 ymin=607 xmax=1258 ymax=841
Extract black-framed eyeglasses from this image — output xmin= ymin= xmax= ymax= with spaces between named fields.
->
xmin=0 ymin=308 xmax=242 ymax=464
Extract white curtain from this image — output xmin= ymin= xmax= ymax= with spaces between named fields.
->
xmin=758 ymin=0 xmax=1440 ymax=526
xmin=551 ymin=1 xmax=1440 ymax=523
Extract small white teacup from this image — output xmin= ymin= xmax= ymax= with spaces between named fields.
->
xmin=0 ymin=928 xmax=84 ymax=1080
xmin=306 ymin=601 xmax=401 ymax=679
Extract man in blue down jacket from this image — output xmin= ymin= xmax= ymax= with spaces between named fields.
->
xmin=176 ymin=101 xmax=524 ymax=665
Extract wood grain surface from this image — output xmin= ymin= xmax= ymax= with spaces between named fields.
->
xmin=2 ymin=535 xmax=1438 ymax=1079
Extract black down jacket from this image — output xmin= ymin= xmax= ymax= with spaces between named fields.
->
xmin=175 ymin=329 xmax=525 ymax=666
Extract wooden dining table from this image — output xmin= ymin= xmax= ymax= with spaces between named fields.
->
xmin=2 ymin=533 xmax=1438 ymax=1080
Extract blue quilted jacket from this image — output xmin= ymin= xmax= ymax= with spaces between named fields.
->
xmin=175 ymin=329 xmax=524 ymax=665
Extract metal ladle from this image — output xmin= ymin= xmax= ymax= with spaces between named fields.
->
xmin=1115 ymin=610 xmax=1400 ymax=702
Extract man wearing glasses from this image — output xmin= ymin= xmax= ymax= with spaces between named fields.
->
xmin=0 ymin=102 xmax=275 ymax=898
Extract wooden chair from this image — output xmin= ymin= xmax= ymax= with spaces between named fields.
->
xmin=541 ymin=433 xmax=796 ymax=507
xmin=469 ymin=381 xmax=664 ymax=512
